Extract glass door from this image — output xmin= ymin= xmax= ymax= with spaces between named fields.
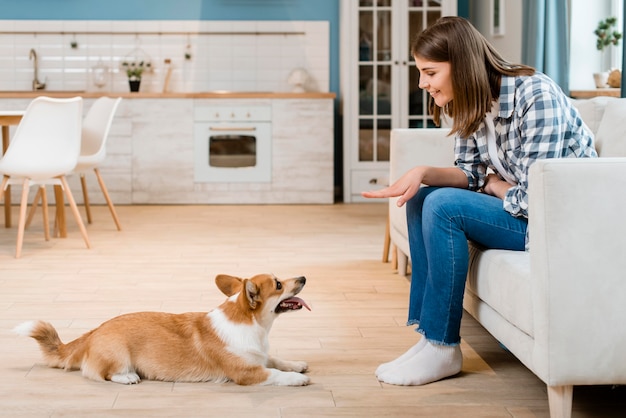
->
xmin=406 ymin=1 xmax=442 ymax=128
xmin=341 ymin=0 xmax=457 ymax=202
xmin=358 ymin=0 xmax=393 ymax=164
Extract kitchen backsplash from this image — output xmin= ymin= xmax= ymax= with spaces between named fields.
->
xmin=0 ymin=20 xmax=329 ymax=93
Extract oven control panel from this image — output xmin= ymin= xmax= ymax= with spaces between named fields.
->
xmin=193 ymin=106 xmax=271 ymax=122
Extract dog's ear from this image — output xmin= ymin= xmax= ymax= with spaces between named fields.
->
xmin=215 ymin=274 xmax=243 ymax=296
xmin=244 ymin=279 xmax=261 ymax=310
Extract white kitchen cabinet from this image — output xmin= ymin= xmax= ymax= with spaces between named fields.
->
xmin=0 ymin=94 xmax=335 ymax=205
xmin=341 ymin=0 xmax=457 ymax=202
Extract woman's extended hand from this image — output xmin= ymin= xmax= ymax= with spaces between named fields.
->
xmin=362 ymin=166 xmax=469 ymax=207
xmin=361 ymin=166 xmax=426 ymax=207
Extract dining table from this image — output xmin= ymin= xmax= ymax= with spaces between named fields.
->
xmin=0 ymin=109 xmax=68 ymax=237
xmin=0 ymin=110 xmax=24 ymax=228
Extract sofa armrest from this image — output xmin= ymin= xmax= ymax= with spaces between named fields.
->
xmin=388 ymin=128 xmax=455 ymax=268
xmin=528 ymin=157 xmax=626 ymax=385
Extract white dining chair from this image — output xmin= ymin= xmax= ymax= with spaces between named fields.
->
xmin=0 ymin=96 xmax=90 ymax=258
xmin=74 ymin=97 xmax=123 ymax=230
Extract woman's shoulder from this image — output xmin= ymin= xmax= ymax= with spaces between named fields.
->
xmin=513 ymin=72 xmax=560 ymax=95
xmin=510 ymin=72 xmax=568 ymax=108
xmin=499 ymin=73 xmax=559 ymax=115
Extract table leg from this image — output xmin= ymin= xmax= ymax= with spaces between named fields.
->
xmin=2 ymin=125 xmax=10 ymax=228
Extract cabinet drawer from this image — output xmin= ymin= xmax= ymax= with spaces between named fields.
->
xmin=350 ymin=170 xmax=389 ymax=201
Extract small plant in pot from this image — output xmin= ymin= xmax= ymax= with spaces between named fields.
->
xmin=593 ymin=17 xmax=622 ymax=88
xmin=121 ymin=60 xmax=152 ymax=92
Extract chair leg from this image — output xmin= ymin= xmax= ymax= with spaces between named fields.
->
xmin=547 ymin=385 xmax=573 ymax=418
xmin=2 ymin=174 xmax=10 ymax=228
xmin=25 ymin=187 xmax=42 ymax=229
xmin=0 ymin=175 xmax=7 ymax=204
xmin=80 ymin=173 xmax=93 ymax=224
xmin=94 ymin=168 xmax=122 ymax=231
xmin=382 ymin=212 xmax=390 ymax=263
xmin=40 ymin=186 xmax=50 ymax=241
xmin=15 ymin=179 xmax=30 ymax=258
xmin=59 ymin=176 xmax=91 ymax=249
xmin=53 ymin=185 xmax=66 ymax=238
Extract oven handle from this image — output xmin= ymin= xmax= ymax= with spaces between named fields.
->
xmin=209 ymin=126 xmax=257 ymax=132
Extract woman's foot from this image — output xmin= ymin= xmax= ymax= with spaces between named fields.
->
xmin=377 ymin=341 xmax=462 ymax=386
xmin=375 ymin=337 xmax=427 ymax=377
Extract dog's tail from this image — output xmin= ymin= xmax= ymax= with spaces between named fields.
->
xmin=14 ymin=320 xmax=88 ymax=370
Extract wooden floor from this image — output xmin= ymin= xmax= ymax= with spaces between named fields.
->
xmin=1 ymin=203 xmax=624 ymax=418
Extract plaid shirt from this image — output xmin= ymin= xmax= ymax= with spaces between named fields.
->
xmin=455 ymin=72 xmax=597 ymax=219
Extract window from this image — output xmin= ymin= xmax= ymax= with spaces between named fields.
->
xmin=569 ymin=0 xmax=623 ymax=89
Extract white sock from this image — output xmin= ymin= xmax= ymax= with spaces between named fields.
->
xmin=377 ymin=341 xmax=462 ymax=386
xmin=375 ymin=337 xmax=427 ymax=377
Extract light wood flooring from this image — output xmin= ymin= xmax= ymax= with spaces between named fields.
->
xmin=1 ymin=203 xmax=624 ymax=418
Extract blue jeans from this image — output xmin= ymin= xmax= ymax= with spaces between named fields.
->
xmin=406 ymin=187 xmax=527 ymax=345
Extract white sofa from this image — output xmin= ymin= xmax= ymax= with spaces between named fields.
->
xmin=388 ymin=96 xmax=626 ymax=418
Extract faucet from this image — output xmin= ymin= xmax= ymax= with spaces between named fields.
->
xmin=29 ymin=48 xmax=46 ymax=91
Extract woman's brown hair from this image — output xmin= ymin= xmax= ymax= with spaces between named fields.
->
xmin=411 ymin=16 xmax=535 ymax=138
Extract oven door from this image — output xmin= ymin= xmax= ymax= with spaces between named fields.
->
xmin=194 ymin=122 xmax=272 ymax=183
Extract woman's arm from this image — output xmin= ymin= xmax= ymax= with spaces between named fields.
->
xmin=362 ymin=166 xmax=468 ymax=207
xmin=483 ymin=173 xmax=512 ymax=200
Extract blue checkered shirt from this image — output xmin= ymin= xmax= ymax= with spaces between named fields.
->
xmin=455 ymin=72 xmax=597 ymax=220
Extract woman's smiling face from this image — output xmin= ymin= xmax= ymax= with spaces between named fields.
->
xmin=415 ymin=56 xmax=453 ymax=107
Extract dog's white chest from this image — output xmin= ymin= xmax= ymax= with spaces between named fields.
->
xmin=207 ymin=309 xmax=269 ymax=363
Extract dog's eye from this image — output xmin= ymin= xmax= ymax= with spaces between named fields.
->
xmin=275 ymin=280 xmax=282 ymax=290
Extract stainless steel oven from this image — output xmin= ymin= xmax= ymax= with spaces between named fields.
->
xmin=194 ymin=106 xmax=272 ymax=183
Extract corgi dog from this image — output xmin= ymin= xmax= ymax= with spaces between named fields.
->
xmin=14 ymin=273 xmax=311 ymax=386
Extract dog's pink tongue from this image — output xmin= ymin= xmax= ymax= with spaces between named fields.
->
xmin=286 ymin=297 xmax=311 ymax=311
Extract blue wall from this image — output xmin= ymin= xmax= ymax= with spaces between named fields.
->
xmin=0 ymin=0 xmax=336 ymax=20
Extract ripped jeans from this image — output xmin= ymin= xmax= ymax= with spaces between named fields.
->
xmin=406 ymin=187 xmax=527 ymax=345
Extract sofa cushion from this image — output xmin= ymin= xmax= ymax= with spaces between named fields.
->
xmin=571 ymin=96 xmax=608 ymax=136
xmin=593 ymin=98 xmax=626 ymax=157
xmin=466 ymin=245 xmax=533 ymax=337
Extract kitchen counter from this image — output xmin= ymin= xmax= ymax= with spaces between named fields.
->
xmin=0 ymin=91 xmax=336 ymax=99
xmin=0 ymin=93 xmax=335 ymax=204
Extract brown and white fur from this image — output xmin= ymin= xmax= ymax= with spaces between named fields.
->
xmin=14 ymin=274 xmax=311 ymax=386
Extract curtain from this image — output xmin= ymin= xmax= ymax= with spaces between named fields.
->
xmin=622 ymin=4 xmax=626 ymax=97
xmin=522 ymin=0 xmax=570 ymax=95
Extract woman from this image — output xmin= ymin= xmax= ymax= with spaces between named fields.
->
xmin=362 ymin=16 xmax=596 ymax=386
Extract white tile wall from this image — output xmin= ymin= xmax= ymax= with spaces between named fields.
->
xmin=0 ymin=20 xmax=329 ymax=94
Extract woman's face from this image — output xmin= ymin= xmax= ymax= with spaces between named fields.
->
xmin=415 ymin=56 xmax=453 ymax=107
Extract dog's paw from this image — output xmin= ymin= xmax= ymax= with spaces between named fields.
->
xmin=111 ymin=372 xmax=141 ymax=385
xmin=289 ymin=361 xmax=308 ymax=373
xmin=269 ymin=357 xmax=308 ymax=373
xmin=263 ymin=370 xmax=310 ymax=386
xmin=280 ymin=371 xmax=310 ymax=386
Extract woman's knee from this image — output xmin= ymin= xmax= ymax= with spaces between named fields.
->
xmin=421 ymin=188 xmax=467 ymax=223
xmin=406 ymin=186 xmax=441 ymax=220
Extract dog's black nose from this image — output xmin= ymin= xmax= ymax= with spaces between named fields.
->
xmin=297 ymin=276 xmax=306 ymax=285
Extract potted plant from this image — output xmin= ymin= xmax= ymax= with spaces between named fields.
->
xmin=593 ymin=17 xmax=622 ymax=88
xmin=121 ymin=60 xmax=152 ymax=92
